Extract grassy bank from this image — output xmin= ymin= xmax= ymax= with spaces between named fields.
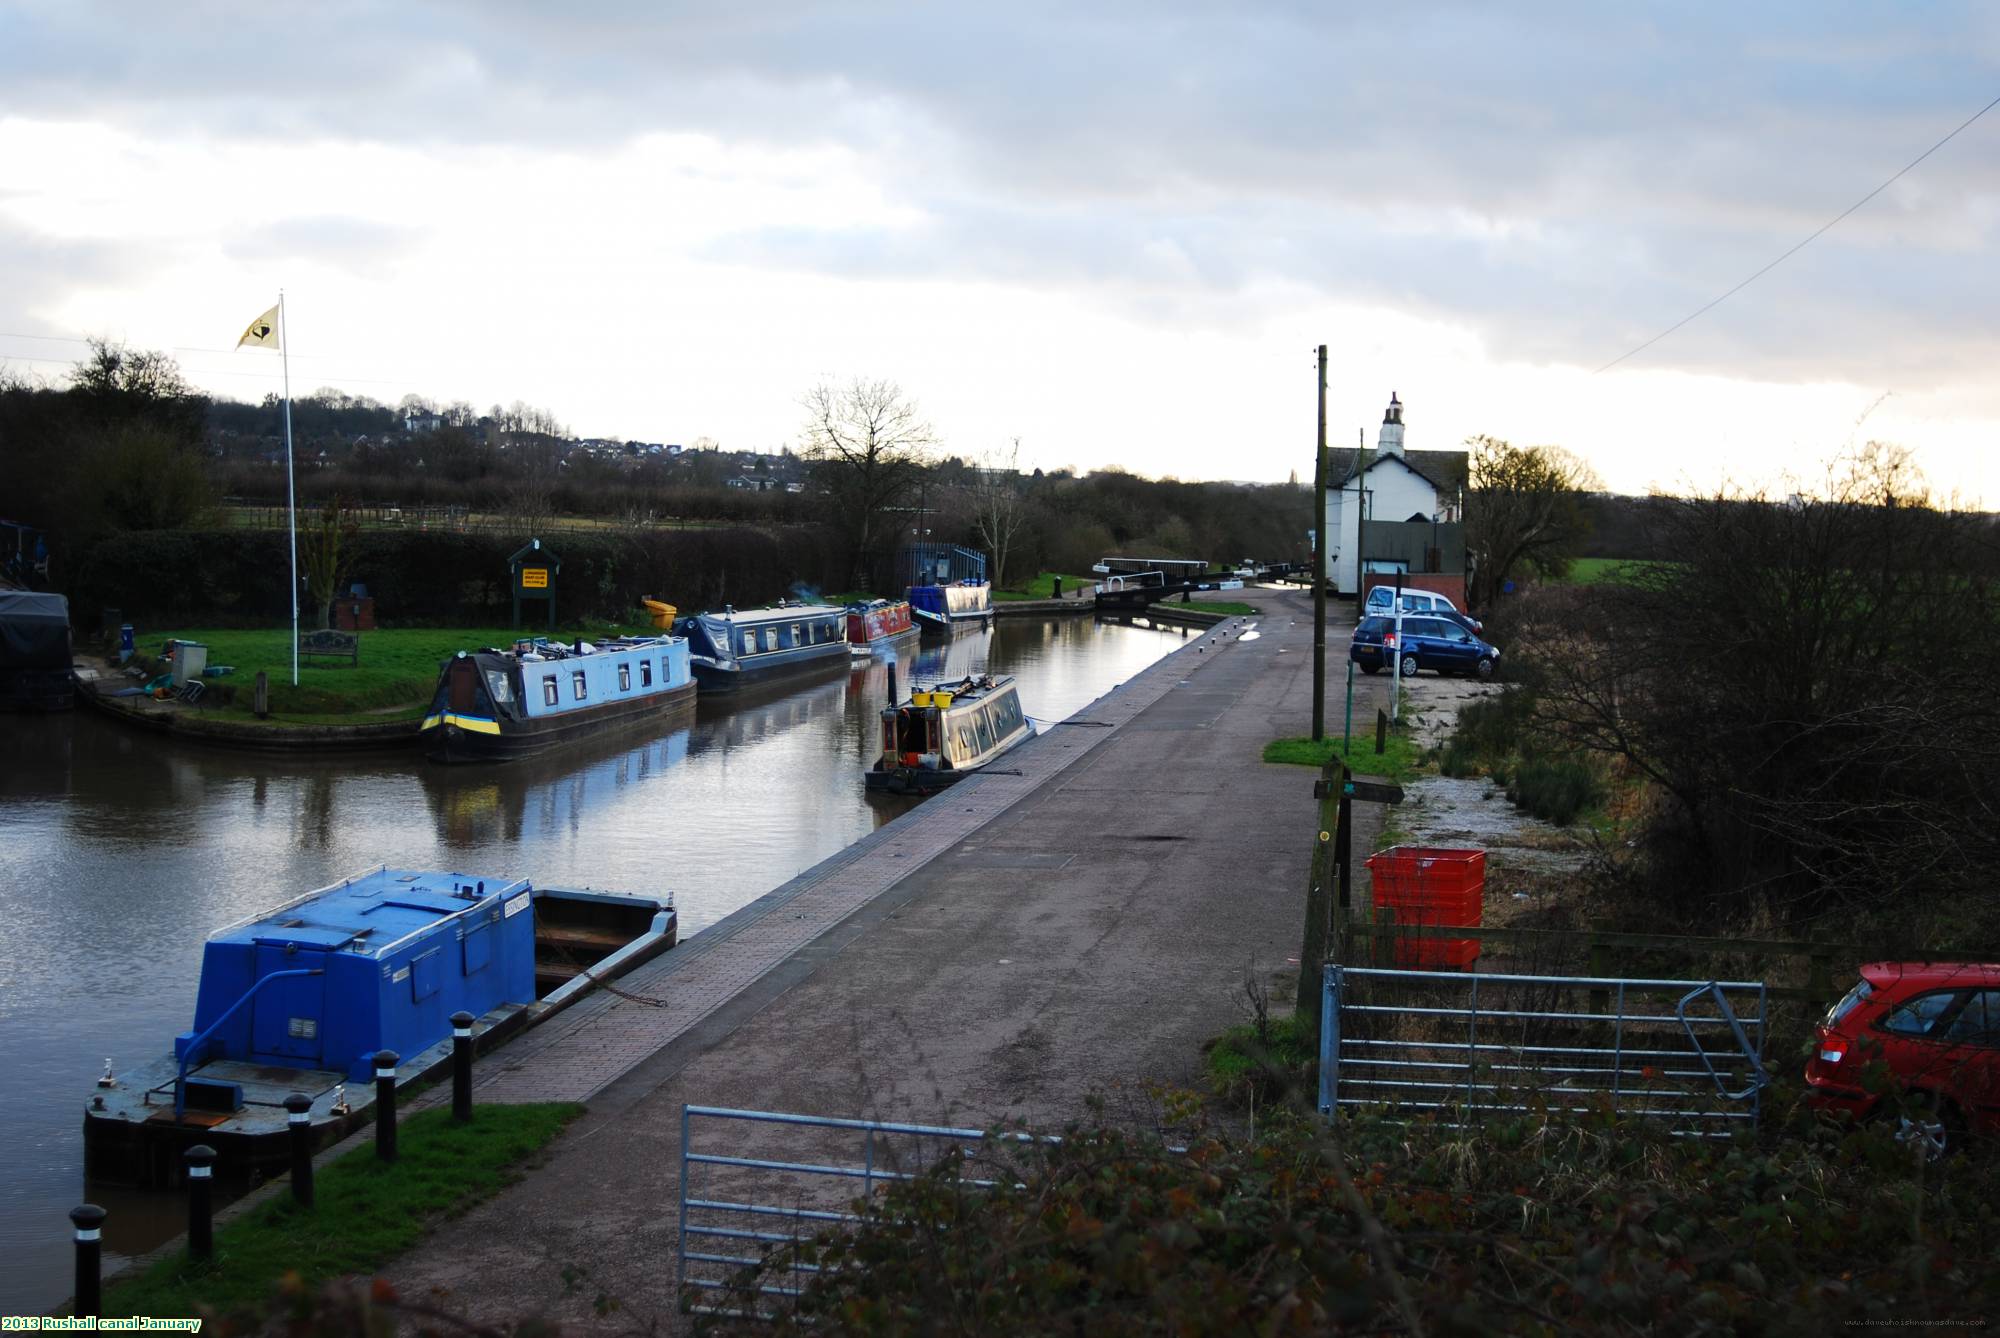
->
xmin=138 ymin=623 xmax=654 ymax=720
xmin=993 ymin=572 xmax=1095 ymax=601
xmin=1262 ymin=729 xmax=1422 ymax=782
xmin=97 ymin=1103 xmax=582 ymax=1321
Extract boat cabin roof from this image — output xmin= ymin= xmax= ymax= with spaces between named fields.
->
xmin=895 ymin=673 xmax=1016 ymax=710
xmin=699 ymin=602 xmax=844 ymax=626
xmin=209 ymin=867 xmax=530 ymax=957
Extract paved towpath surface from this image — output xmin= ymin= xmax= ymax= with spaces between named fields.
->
xmin=390 ymin=586 xmax=1385 ymax=1331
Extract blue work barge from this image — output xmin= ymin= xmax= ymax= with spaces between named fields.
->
xmin=85 ymin=866 xmax=677 ymax=1186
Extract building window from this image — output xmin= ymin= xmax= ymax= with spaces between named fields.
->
xmin=542 ymin=676 xmax=558 ymax=706
xmin=618 ymin=662 xmax=632 ymax=691
xmin=640 ymin=660 xmax=653 ymax=688
xmin=571 ymin=670 xmax=588 ymax=701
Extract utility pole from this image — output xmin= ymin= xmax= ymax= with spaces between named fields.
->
xmin=1312 ymin=345 xmax=1328 ymax=741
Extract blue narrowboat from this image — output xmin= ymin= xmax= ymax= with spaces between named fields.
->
xmin=84 ymin=866 xmax=678 ymax=1185
xmin=675 ymin=602 xmax=849 ymax=693
xmin=420 ymin=632 xmax=695 ymax=763
xmin=908 ymin=581 xmax=994 ymax=638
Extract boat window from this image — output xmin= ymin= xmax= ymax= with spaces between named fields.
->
xmin=542 ymin=675 xmax=559 ymax=706
xmin=792 ymin=622 xmax=803 ymax=646
xmin=661 ymin=656 xmax=672 ymax=682
xmin=764 ymin=628 xmax=779 ymax=652
xmin=618 ymin=662 xmax=632 ymax=691
xmin=572 ymin=670 xmax=588 ymax=701
xmin=640 ymin=659 xmax=653 ymax=688
xmin=484 ymin=670 xmax=513 ymax=705
xmin=973 ymin=707 xmax=996 ymax=753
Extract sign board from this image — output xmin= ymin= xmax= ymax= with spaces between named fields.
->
xmin=520 ymin=567 xmax=549 ymax=590
xmin=1342 ymin=780 xmax=1405 ymax=804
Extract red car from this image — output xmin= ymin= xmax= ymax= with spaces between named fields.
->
xmin=1804 ymin=961 xmax=2000 ymax=1155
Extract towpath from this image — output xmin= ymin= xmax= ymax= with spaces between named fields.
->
xmin=388 ymin=586 xmax=1388 ymax=1330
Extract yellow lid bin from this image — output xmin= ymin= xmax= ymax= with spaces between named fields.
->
xmin=641 ymin=597 xmax=677 ymax=630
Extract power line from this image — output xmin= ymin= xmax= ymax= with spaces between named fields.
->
xmin=1596 ymin=89 xmax=2000 ymax=375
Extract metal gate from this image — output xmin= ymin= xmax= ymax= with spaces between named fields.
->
xmin=677 ymin=1105 xmax=1056 ymax=1319
xmin=1319 ymin=966 xmax=1771 ymax=1135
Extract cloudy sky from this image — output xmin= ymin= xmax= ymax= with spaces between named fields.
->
xmin=3 ymin=2 xmax=1997 ymax=499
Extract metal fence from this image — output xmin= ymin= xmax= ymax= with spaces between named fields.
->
xmin=1319 ymin=965 xmax=1771 ymax=1136
xmin=677 ymin=1104 xmax=1056 ymax=1320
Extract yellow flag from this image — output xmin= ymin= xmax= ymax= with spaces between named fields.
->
xmin=237 ymin=304 xmax=280 ymax=350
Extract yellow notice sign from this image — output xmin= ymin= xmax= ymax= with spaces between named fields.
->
xmin=520 ymin=567 xmax=549 ymax=589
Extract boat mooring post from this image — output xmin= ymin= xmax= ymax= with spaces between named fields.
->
xmin=373 ymin=1050 xmax=400 ymax=1162
xmin=886 ymin=662 xmax=898 ymax=708
xmin=451 ymin=1011 xmax=475 ymax=1123
xmin=69 ymin=1203 xmax=105 ymax=1317
xmin=185 ymin=1144 xmax=216 ymax=1261
xmin=285 ymin=1093 xmax=315 ymax=1208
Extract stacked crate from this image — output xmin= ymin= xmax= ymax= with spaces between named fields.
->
xmin=1363 ymin=846 xmax=1485 ymax=968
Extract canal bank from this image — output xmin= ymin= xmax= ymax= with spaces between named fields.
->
xmin=383 ymin=587 xmax=1380 ymax=1330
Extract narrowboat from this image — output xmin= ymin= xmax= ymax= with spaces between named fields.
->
xmin=420 ymin=631 xmax=694 ymax=763
xmin=0 ymin=590 xmax=73 ymax=710
xmin=83 ymin=866 xmax=678 ymax=1187
xmin=846 ymin=598 xmax=918 ymax=657
xmin=675 ymin=602 xmax=849 ymax=693
xmin=866 ymin=673 xmax=1035 ymax=794
xmin=908 ymin=580 xmax=994 ymax=638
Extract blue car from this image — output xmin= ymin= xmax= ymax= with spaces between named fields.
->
xmin=1349 ymin=614 xmax=1501 ymax=679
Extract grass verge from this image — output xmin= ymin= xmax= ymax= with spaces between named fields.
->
xmin=1262 ymin=730 xmax=1422 ymax=782
xmin=993 ymin=572 xmax=1095 ymax=601
xmin=1203 ymin=1012 xmax=1315 ymax=1096
xmin=138 ymin=624 xmax=656 ymax=719
xmin=98 ymin=1103 xmax=583 ymax=1321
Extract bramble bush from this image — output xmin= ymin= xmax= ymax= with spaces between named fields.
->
xmin=700 ymin=1099 xmax=1998 ymax=1336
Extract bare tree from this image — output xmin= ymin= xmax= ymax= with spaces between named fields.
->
xmin=968 ymin=438 xmax=1028 ymax=590
xmin=300 ymin=495 xmax=360 ymax=629
xmin=799 ymin=378 xmax=937 ymax=586
xmin=1465 ymin=435 xmax=1595 ymax=606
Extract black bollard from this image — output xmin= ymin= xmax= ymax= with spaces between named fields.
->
xmin=70 ymin=1203 xmax=105 ymax=1318
xmin=374 ymin=1049 xmax=400 ymax=1162
xmin=284 ymin=1093 xmax=315 ymax=1208
xmin=451 ymin=1011 xmax=475 ymax=1123
xmin=185 ymin=1144 xmax=217 ymax=1261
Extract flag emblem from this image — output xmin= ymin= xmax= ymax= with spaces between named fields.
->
xmin=238 ymin=305 xmax=280 ymax=350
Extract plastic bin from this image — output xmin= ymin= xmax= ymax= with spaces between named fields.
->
xmin=1364 ymin=846 xmax=1485 ymax=968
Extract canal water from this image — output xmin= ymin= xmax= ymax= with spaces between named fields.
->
xmin=0 ymin=614 xmax=1187 ymax=1311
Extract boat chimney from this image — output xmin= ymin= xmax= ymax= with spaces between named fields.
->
xmin=887 ymin=662 xmax=899 ymax=708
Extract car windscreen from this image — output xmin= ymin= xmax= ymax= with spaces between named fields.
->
xmin=1356 ymin=616 xmax=1393 ymax=634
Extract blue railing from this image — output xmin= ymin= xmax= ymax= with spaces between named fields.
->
xmin=174 ymin=968 xmax=324 ymax=1118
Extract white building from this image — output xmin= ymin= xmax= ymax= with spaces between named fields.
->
xmin=1321 ymin=393 xmax=1468 ymax=595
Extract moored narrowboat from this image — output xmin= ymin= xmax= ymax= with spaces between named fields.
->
xmin=83 ymin=866 xmax=678 ymax=1186
xmin=420 ymin=631 xmax=695 ymax=763
xmin=676 ymin=602 xmax=849 ymax=693
xmin=866 ymin=673 xmax=1035 ymax=794
xmin=908 ymin=581 xmax=993 ymax=638
xmin=846 ymin=598 xmax=918 ymax=656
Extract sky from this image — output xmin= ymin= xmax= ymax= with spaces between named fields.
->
xmin=2 ymin=2 xmax=1997 ymax=500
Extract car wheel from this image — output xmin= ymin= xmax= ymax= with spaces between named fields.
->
xmin=1475 ymin=657 xmax=1496 ymax=680
xmin=1398 ymin=654 xmax=1420 ymax=678
xmin=1894 ymin=1091 xmax=1965 ymax=1161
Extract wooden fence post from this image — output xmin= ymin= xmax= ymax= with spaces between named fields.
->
xmin=1295 ymin=760 xmax=1343 ymax=1041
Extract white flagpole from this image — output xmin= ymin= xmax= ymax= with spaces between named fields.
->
xmin=280 ymin=291 xmax=298 ymax=686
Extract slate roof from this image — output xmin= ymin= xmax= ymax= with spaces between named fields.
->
xmin=1326 ymin=447 xmax=1469 ymax=496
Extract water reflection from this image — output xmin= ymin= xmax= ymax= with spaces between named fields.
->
xmin=0 ymin=616 xmax=1182 ymax=1308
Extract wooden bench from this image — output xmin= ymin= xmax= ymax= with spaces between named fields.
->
xmin=298 ymin=628 xmax=360 ymax=665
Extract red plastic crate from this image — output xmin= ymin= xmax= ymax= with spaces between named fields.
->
xmin=1364 ymin=846 xmax=1485 ymax=968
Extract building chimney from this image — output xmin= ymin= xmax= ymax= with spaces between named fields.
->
xmin=1377 ymin=393 xmax=1405 ymax=457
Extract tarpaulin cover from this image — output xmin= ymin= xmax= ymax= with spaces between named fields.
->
xmin=0 ymin=591 xmax=72 ymax=669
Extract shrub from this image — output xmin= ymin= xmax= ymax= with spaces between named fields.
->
xmin=1506 ymin=755 xmax=1605 ymax=826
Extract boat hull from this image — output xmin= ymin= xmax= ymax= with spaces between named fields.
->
xmin=849 ymin=625 xmax=920 ymax=657
xmin=425 ymin=680 xmax=695 ymax=762
xmin=690 ymin=641 xmax=849 ymax=694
